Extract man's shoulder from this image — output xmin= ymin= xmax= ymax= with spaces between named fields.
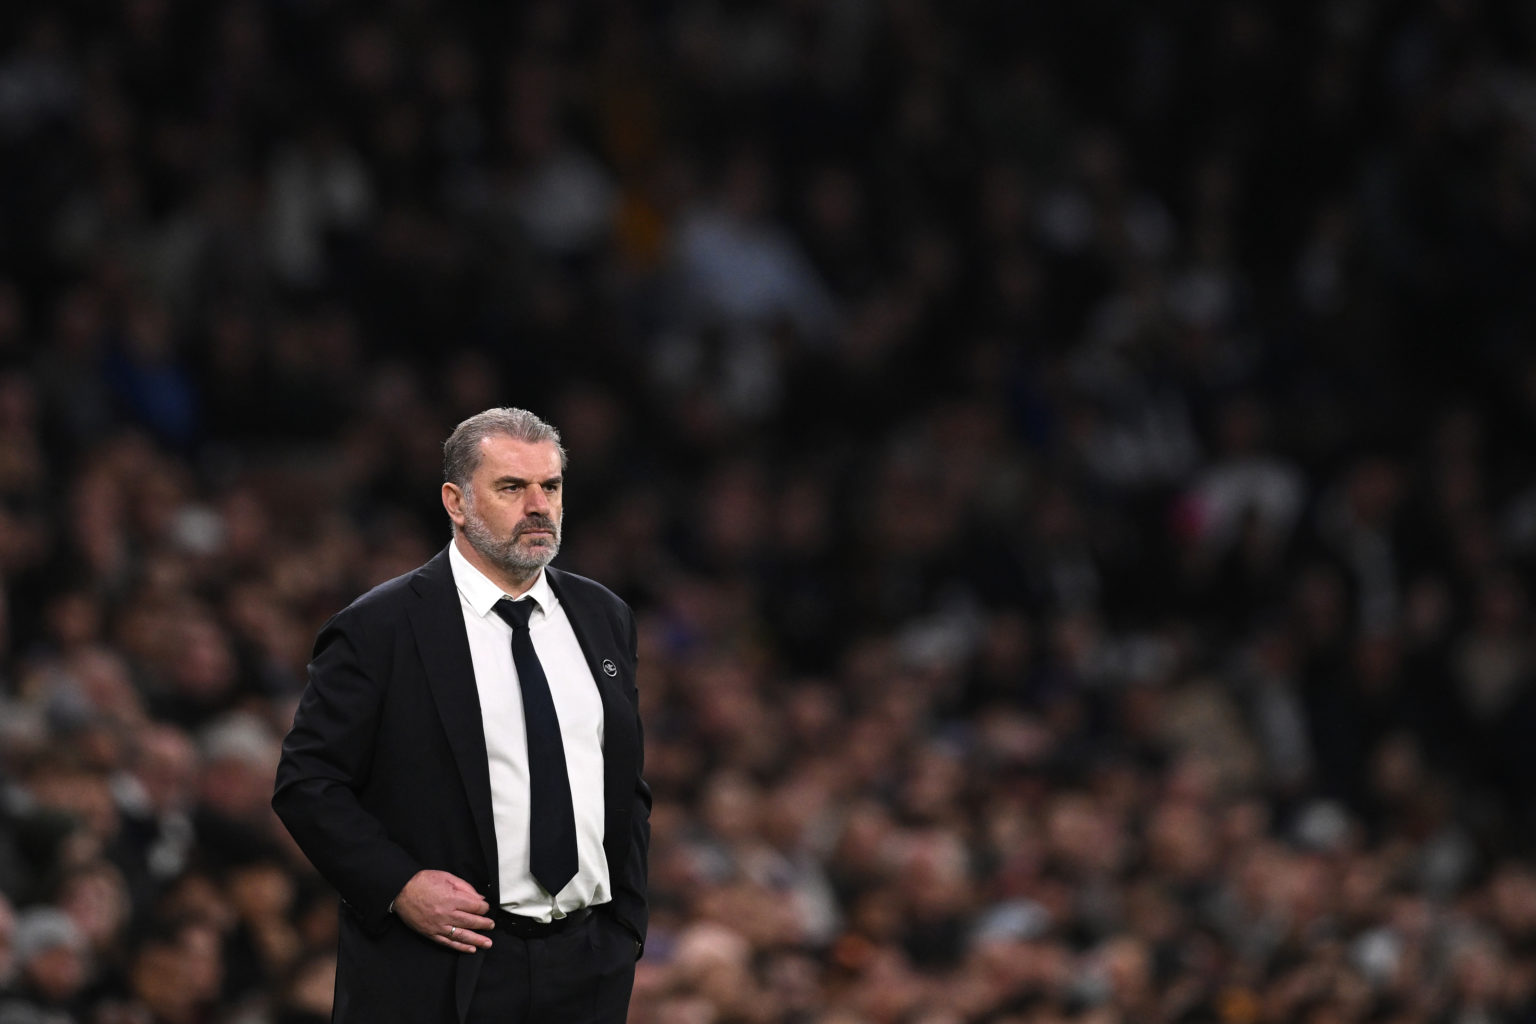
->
xmin=547 ymin=566 xmax=630 ymax=616
xmin=333 ymin=549 xmax=449 ymax=625
xmin=342 ymin=571 xmax=417 ymax=616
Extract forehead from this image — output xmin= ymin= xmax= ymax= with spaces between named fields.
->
xmin=473 ymin=435 xmax=562 ymax=479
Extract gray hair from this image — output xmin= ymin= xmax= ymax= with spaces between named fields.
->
xmin=443 ymin=407 xmax=567 ymax=489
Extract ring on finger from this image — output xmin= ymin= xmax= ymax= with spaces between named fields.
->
xmin=450 ymin=926 xmax=458 ymax=938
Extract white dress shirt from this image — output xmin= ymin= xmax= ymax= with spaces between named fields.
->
xmin=449 ymin=540 xmax=610 ymax=921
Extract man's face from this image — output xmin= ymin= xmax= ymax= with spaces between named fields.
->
xmin=447 ymin=435 xmax=564 ymax=579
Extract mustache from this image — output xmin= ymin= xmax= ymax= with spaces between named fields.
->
xmin=514 ymin=515 xmax=559 ymax=537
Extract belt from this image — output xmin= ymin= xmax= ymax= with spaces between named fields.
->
xmin=490 ymin=905 xmax=593 ymax=938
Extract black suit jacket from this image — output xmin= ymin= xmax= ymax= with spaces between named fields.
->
xmin=273 ymin=547 xmax=649 ymax=1024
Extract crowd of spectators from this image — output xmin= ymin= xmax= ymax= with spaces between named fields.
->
xmin=3 ymin=0 xmax=1536 ymax=1022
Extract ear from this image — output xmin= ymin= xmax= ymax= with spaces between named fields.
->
xmin=442 ymin=482 xmax=468 ymax=527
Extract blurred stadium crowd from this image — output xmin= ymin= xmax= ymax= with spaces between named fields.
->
xmin=2 ymin=1 xmax=1536 ymax=1022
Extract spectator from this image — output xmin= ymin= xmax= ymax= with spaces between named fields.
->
xmin=2 ymin=907 xmax=89 ymax=1023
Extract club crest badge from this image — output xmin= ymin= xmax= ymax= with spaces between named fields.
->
xmin=601 ymin=659 xmax=618 ymax=677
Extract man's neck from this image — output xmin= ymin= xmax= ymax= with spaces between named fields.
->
xmin=452 ymin=533 xmax=541 ymax=598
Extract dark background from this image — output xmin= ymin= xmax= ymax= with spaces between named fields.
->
xmin=2 ymin=1 xmax=1536 ymax=1022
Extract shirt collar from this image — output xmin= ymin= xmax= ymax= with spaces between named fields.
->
xmin=448 ymin=538 xmax=557 ymax=621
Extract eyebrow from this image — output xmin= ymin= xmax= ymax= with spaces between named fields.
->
xmin=490 ymin=475 xmax=563 ymax=487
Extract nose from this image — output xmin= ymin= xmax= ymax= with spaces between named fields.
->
xmin=523 ymin=486 xmax=550 ymax=514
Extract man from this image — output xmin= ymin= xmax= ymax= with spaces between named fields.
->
xmin=274 ymin=408 xmax=648 ymax=1024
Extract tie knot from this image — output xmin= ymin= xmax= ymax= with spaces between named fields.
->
xmin=493 ymin=597 xmax=538 ymax=631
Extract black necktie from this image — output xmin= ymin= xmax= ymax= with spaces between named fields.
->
xmin=492 ymin=597 xmax=578 ymax=897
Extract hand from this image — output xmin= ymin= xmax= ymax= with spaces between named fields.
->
xmin=392 ymin=870 xmax=495 ymax=953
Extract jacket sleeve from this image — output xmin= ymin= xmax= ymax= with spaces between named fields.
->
xmin=613 ymin=605 xmax=651 ymax=955
xmin=273 ymin=614 xmax=421 ymax=934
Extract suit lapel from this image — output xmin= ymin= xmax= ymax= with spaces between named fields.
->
xmin=547 ymin=569 xmax=638 ymax=873
xmin=406 ymin=548 xmax=500 ymax=893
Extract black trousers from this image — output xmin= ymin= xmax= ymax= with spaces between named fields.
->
xmin=464 ymin=909 xmax=637 ymax=1024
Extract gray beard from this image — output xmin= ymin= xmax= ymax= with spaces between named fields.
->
xmin=460 ymin=504 xmax=561 ymax=581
